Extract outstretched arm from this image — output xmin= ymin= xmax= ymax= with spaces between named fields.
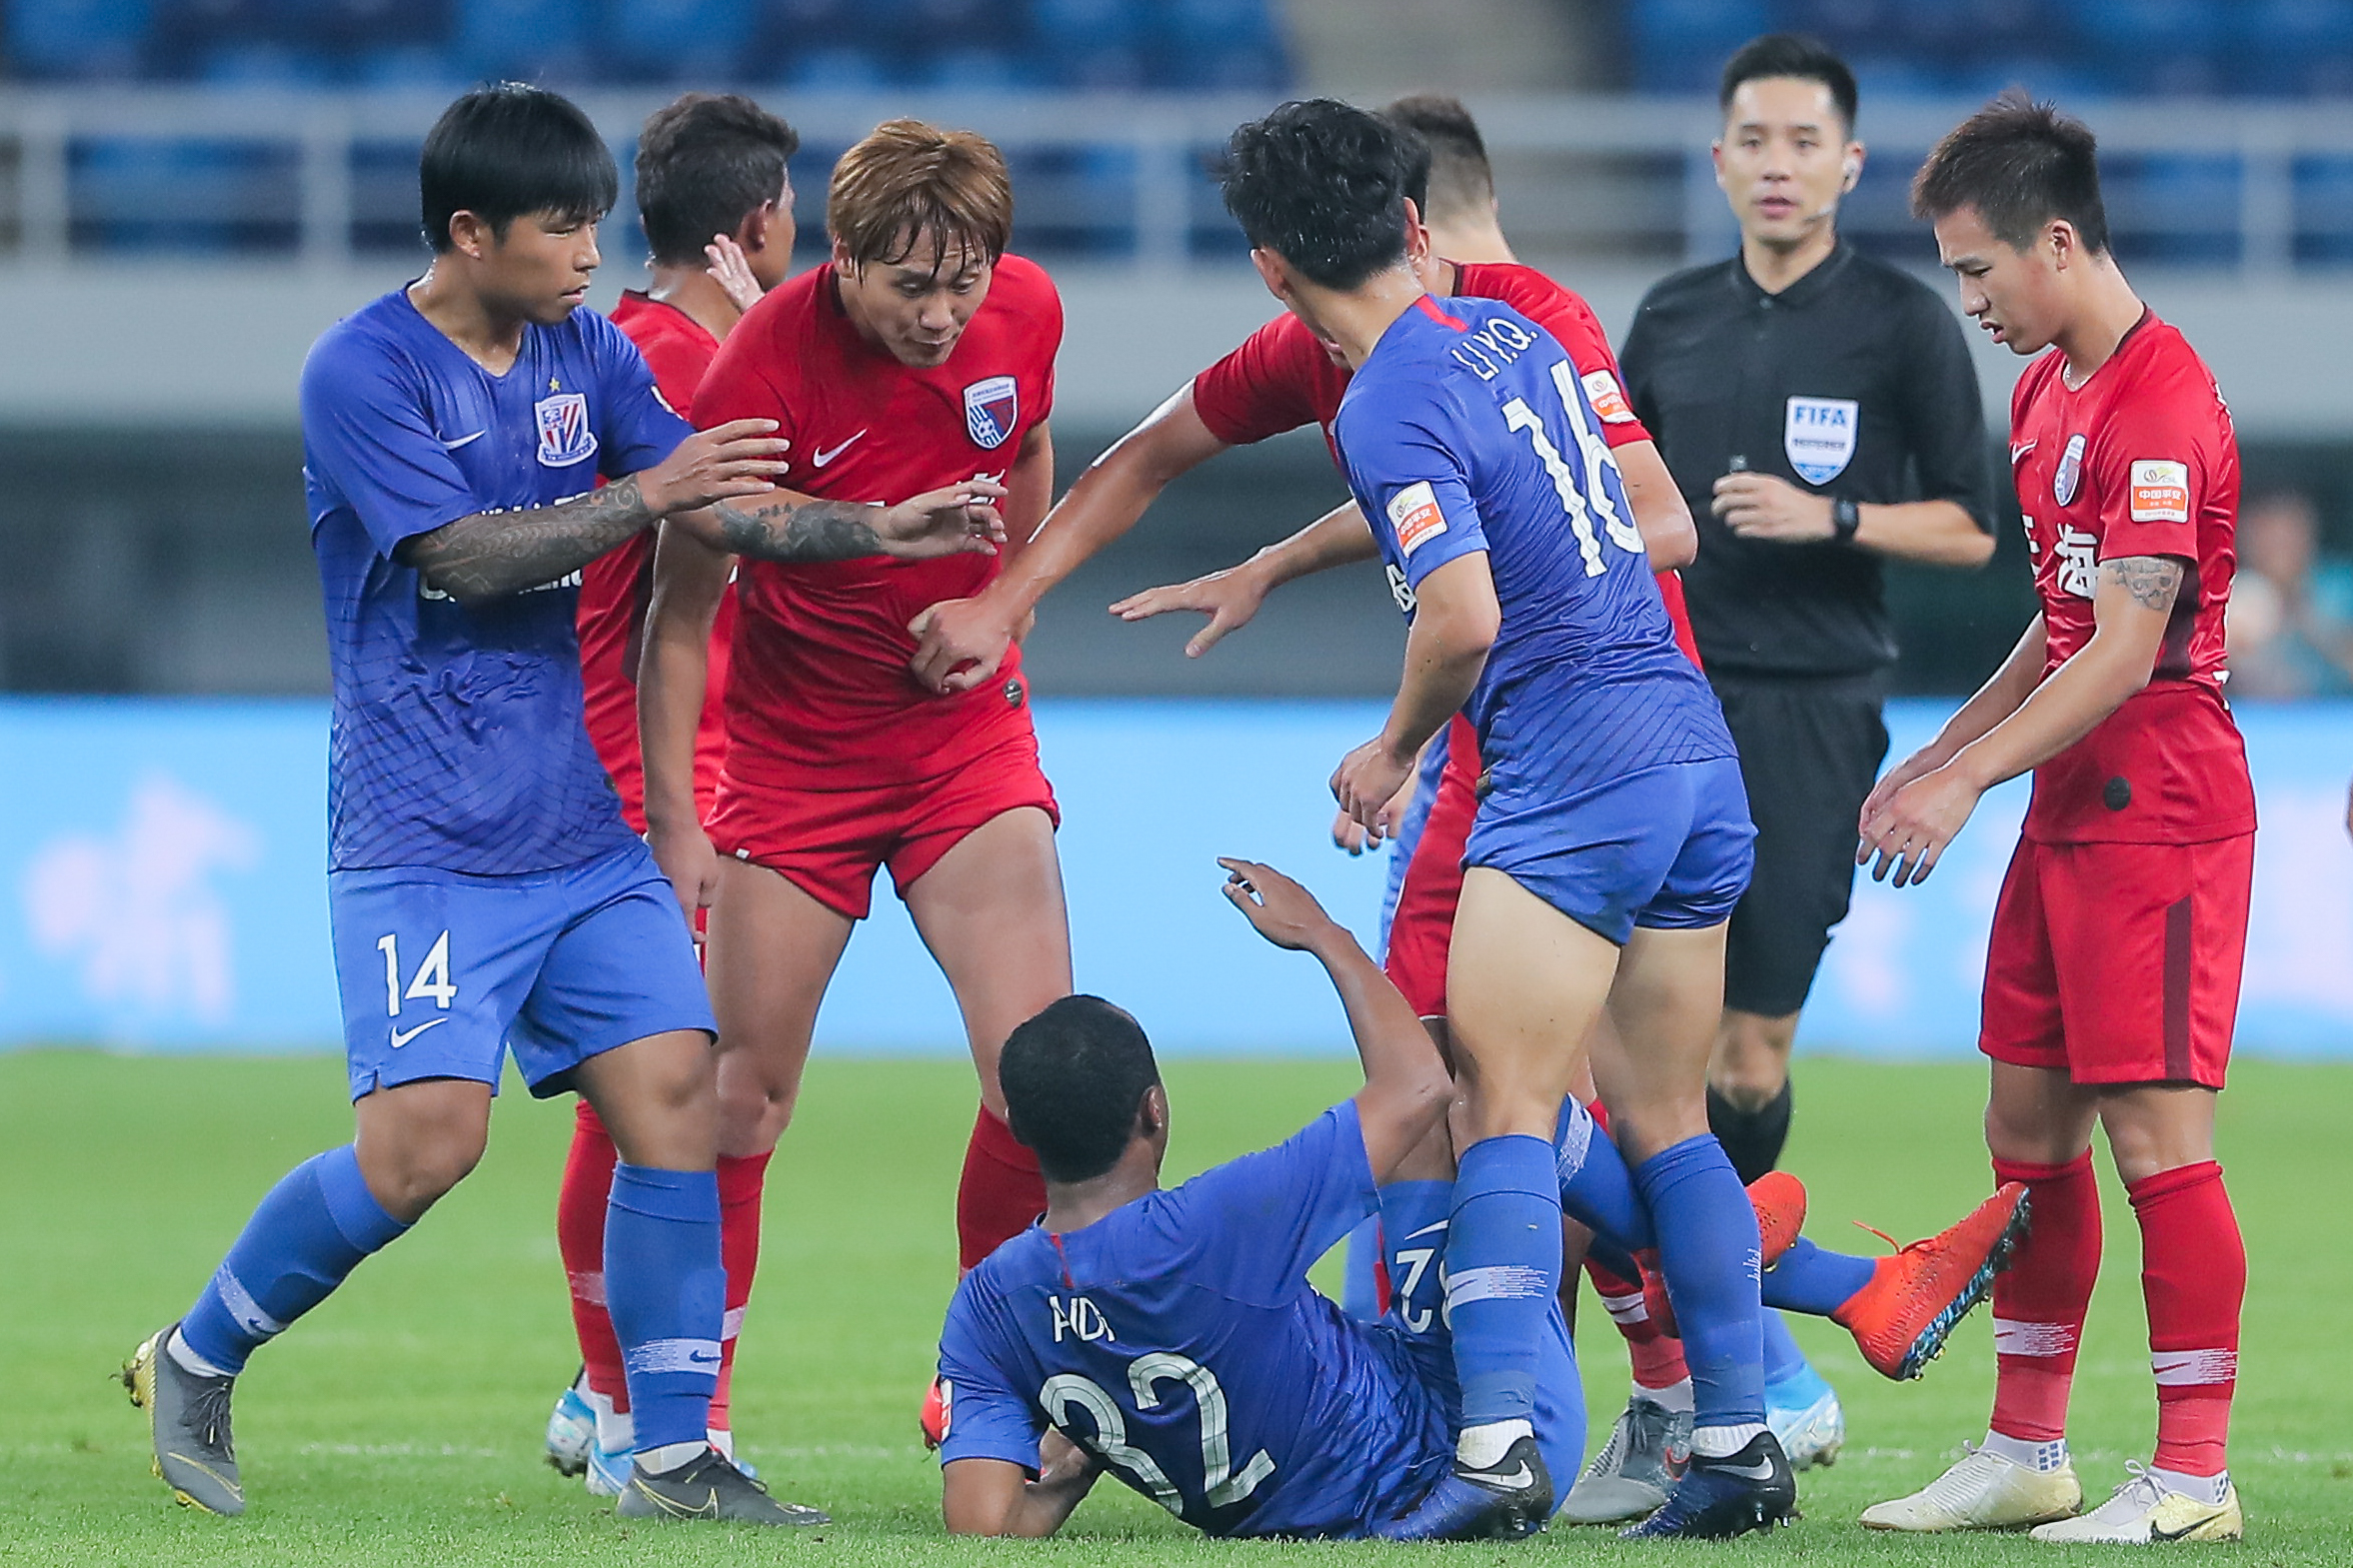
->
xmin=1217 ymin=858 xmax=1451 ymax=1181
xmin=670 ymin=477 xmax=1009 ymax=566
xmin=942 ymin=1436 xmax=1106 ymax=1538
xmin=908 ymin=387 xmax=1231 ymax=691
xmin=1331 ymin=551 xmax=1498 ymax=833
xmin=1110 ymin=501 xmax=1377 ymax=659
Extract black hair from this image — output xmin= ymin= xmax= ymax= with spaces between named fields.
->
xmin=998 ymin=995 xmax=1163 ymax=1185
xmin=1720 ymin=33 xmax=1859 ymax=135
xmin=1382 ymin=94 xmax=1485 ymax=227
xmin=636 ymin=93 xmax=801 ymax=268
xmin=1911 ymin=91 xmax=2110 ymax=254
xmin=420 ymin=82 xmax=618 ymax=254
xmin=1219 ymin=98 xmax=1417 ymax=290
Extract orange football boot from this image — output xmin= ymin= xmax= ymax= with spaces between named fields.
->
xmin=1833 ymin=1181 xmax=2031 ymax=1380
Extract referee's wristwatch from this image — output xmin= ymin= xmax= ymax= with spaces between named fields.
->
xmin=1830 ymin=496 xmax=1861 ymax=544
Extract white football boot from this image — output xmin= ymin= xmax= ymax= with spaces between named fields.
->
xmin=1861 ymin=1444 xmax=2083 ymax=1531
xmin=2029 ymin=1463 xmax=2242 ymax=1544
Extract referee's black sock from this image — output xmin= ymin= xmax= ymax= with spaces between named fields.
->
xmin=1706 ymin=1078 xmax=1793 ymax=1187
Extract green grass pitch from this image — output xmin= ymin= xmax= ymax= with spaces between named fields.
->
xmin=2 ymin=1050 xmax=2347 ymax=1565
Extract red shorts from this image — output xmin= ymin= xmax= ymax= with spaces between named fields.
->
xmin=708 ymin=734 xmax=1060 ymax=920
xmin=1979 ymin=833 xmax=2252 ymax=1088
xmin=1385 ymin=715 xmax=1481 ymax=1018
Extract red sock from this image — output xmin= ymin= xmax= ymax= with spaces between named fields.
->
xmin=1989 ymin=1152 xmax=2101 ymax=1443
xmin=1586 ymin=1254 xmax=1690 ymax=1389
xmin=558 ymin=1100 xmax=627 ymax=1410
xmin=2129 ymin=1160 xmax=2242 ymax=1476
xmin=958 ymin=1105 xmax=1046 ymax=1272
xmin=709 ymin=1150 xmax=772 ymax=1436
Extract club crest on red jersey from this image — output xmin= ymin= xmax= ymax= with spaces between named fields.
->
xmin=535 ymin=392 xmax=598 ymax=468
xmin=964 ymin=375 xmax=1019 ymax=450
xmin=2053 ymin=432 xmax=2086 ymax=507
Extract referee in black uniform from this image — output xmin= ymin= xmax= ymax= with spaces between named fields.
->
xmin=1620 ymin=35 xmax=1997 ymax=1186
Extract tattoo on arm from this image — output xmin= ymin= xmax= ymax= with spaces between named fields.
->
xmin=709 ymin=496 xmax=888 ymax=563
xmin=397 ymin=476 xmax=655 ymax=606
xmin=2104 ymin=555 xmax=2185 ymax=614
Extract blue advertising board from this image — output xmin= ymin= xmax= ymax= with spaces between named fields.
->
xmin=0 ymin=697 xmax=2344 ymax=1058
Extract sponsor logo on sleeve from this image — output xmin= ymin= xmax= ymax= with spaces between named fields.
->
xmin=2129 ymin=459 xmax=2191 ymax=523
xmin=2053 ymin=432 xmax=2086 ymax=506
xmin=963 ymin=375 xmax=1019 ymax=449
xmin=1784 ymin=395 xmax=1858 ymax=484
xmin=1579 ymin=369 xmax=1636 ymax=424
xmin=1386 ymin=481 xmax=1448 ymax=556
xmin=534 ymin=392 xmax=599 ymax=468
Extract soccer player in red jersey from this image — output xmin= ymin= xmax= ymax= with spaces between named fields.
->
xmin=1860 ymin=96 xmax=2251 ymax=1543
xmin=551 ymin=92 xmax=802 ymax=1491
xmin=639 ymin=118 xmax=1069 ymax=1356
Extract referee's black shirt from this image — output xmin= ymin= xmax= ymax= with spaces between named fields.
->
xmin=1620 ymin=242 xmax=1996 ymax=677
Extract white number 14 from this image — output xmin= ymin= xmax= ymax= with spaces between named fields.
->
xmin=376 ymin=930 xmax=457 ymax=1017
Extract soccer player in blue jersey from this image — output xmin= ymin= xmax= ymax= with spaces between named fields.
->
xmin=119 ymin=83 xmax=1003 ymax=1525
xmin=1216 ymin=100 xmax=1782 ymax=1540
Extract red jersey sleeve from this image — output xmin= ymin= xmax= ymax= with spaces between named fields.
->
xmin=2086 ymin=363 xmax=2209 ymax=566
xmin=1457 ymin=262 xmax=1650 ymax=449
xmin=1191 ymin=314 xmax=1336 ymax=446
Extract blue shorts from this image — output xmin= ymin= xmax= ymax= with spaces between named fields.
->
xmin=329 ymin=840 xmax=716 ymax=1101
xmin=1464 ymin=756 xmax=1755 ymax=945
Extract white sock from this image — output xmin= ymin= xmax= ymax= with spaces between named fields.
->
xmin=595 ymin=1401 xmax=634 ymax=1455
xmin=165 ymin=1328 xmax=233 ymax=1381
xmin=1691 ymin=1421 xmax=1765 ymax=1459
xmin=1636 ymin=1378 xmax=1694 ymax=1414
xmin=1457 ymin=1418 xmax=1533 ymax=1470
xmin=2150 ymin=1465 xmax=2230 ymax=1506
xmin=638 ymin=1440 xmax=708 ymax=1475
xmin=707 ymin=1427 xmax=736 ymax=1462
xmin=1982 ymin=1429 xmax=2070 ymax=1473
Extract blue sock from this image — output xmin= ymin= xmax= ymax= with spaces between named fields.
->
xmin=1553 ymin=1097 xmax=1653 ymax=1252
xmin=1377 ymin=1179 xmax=1454 ymax=1335
xmin=606 ymin=1163 xmax=724 ymax=1454
xmin=1632 ymin=1135 xmax=1765 ymax=1433
xmin=180 ymin=1144 xmax=407 ymax=1374
xmin=1762 ymin=1236 xmax=1879 ymax=1317
xmin=1760 ymin=1310 xmax=1812 ymax=1386
xmin=1443 ymin=1135 xmax=1562 ymax=1429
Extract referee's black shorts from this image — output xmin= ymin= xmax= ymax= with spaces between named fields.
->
xmin=1708 ymin=668 xmax=1890 ymax=1019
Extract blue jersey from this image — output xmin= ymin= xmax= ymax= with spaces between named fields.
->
xmin=1335 ymin=296 xmax=1733 ymax=800
xmin=301 ymin=287 xmax=691 ymax=874
xmin=936 ymin=1103 xmax=1454 ymax=1539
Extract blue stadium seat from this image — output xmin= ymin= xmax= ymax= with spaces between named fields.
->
xmin=779 ymin=43 xmax=894 ymax=87
xmin=920 ymin=46 xmax=1052 ymax=90
xmin=2292 ymin=156 xmax=2353 ymax=266
xmin=291 ymin=0 xmax=453 ymax=49
xmin=6 ymin=0 xmax=153 ymax=79
xmin=194 ymin=42 xmax=336 ymax=84
xmin=603 ymin=0 xmax=759 ymax=82
xmin=2102 ymin=153 xmax=2240 ymax=268
xmin=2238 ymin=0 xmax=2353 ymax=96
xmin=1031 ymin=0 xmax=1148 ymax=49
xmin=1625 ymin=0 xmax=1773 ymax=94
xmin=349 ymin=45 xmax=469 ymax=89
xmin=72 ymin=136 xmax=303 ymax=255
xmin=453 ymin=0 xmax=593 ymax=82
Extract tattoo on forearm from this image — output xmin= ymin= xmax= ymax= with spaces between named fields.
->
xmin=2105 ymin=555 xmax=2184 ymax=614
xmin=401 ymin=476 xmax=656 ymax=605
xmin=709 ymin=497 xmax=887 ymax=563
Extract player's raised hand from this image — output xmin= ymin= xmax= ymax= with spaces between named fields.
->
xmin=1331 ymin=739 xmax=1414 ymax=836
xmin=642 ymin=419 xmax=792 ymax=515
xmin=646 ymin=817 xmax=724 ymax=920
xmin=704 ymin=233 xmax=766 ymax=314
xmin=908 ymin=595 xmax=1026 ymax=695
xmin=1218 ymin=857 xmax=1341 ymax=952
xmin=1108 ymin=561 xmax=1272 ymax=659
xmin=1858 ymin=763 xmax=1983 ymax=887
xmin=874 ymin=480 xmax=1011 ymax=561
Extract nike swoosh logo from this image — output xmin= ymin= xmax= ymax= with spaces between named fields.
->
xmin=634 ymin=1478 xmax=720 ymax=1518
xmin=1403 ymin=1220 xmax=1450 ymax=1241
xmin=1715 ymin=1458 xmax=1779 ymax=1481
xmin=811 ymin=430 xmax=867 ymax=467
xmin=2151 ymin=1508 xmax=2228 ymax=1541
xmin=1485 ymin=1463 xmax=1535 ymax=1489
xmin=390 ymin=1018 xmax=449 ymax=1048
xmin=690 ymin=1351 xmax=720 ymax=1366
xmin=442 ymin=431 xmax=486 ymax=450
xmin=2009 ymin=440 xmax=2037 ymax=465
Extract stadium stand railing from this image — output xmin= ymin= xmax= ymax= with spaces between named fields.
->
xmin=1 ymin=89 xmax=2350 ymax=276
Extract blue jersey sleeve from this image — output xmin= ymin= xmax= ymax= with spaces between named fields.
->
xmin=590 ymin=312 xmax=693 ymax=481
xmin=937 ymin=1273 xmax=1046 ymax=1471
xmin=1342 ymin=380 xmax=1491 ymax=590
xmin=1159 ymin=1102 xmax=1378 ymax=1306
xmin=300 ymin=328 xmax=484 ymax=558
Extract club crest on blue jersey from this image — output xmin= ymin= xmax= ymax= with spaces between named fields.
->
xmin=2053 ymin=432 xmax=2087 ymax=506
xmin=535 ymin=392 xmax=598 ymax=468
xmin=1784 ymin=396 xmax=1857 ymax=485
xmin=964 ymin=375 xmax=1019 ymax=449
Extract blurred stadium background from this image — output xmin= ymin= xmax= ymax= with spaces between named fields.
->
xmin=2 ymin=0 xmax=2351 ymax=1057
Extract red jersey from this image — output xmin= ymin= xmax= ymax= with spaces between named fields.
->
xmin=692 ymin=256 xmax=1062 ymax=784
xmin=581 ymin=291 xmax=737 ymax=830
xmin=1189 ymin=260 xmax=1697 ymax=665
xmin=2008 ymin=310 xmax=2254 ymax=844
